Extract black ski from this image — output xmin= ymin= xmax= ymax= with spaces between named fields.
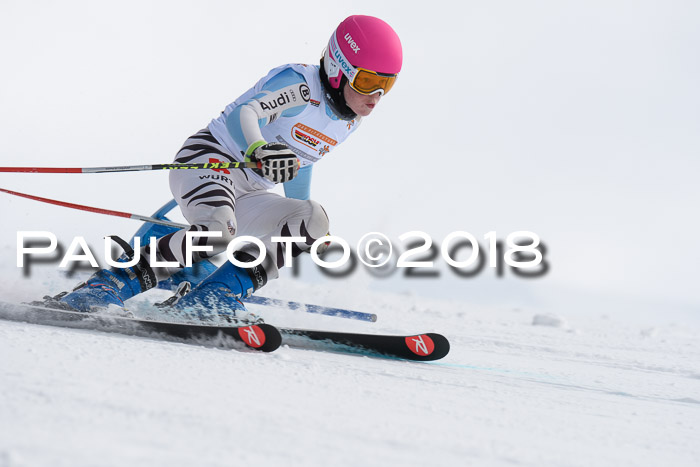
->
xmin=280 ymin=328 xmax=450 ymax=361
xmin=0 ymin=301 xmax=450 ymax=360
xmin=0 ymin=300 xmax=281 ymax=352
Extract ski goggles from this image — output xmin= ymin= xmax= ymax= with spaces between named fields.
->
xmin=349 ymin=68 xmax=398 ymax=96
xmin=329 ymin=33 xmax=398 ymax=96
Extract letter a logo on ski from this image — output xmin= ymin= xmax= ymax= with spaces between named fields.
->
xmin=239 ymin=326 xmax=265 ymax=348
xmin=405 ymin=334 xmax=435 ymax=356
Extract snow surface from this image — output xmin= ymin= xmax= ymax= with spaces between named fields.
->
xmin=1 ymin=269 xmax=700 ymax=467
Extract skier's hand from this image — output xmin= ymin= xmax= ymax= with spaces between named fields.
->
xmin=248 ymin=142 xmax=299 ymax=184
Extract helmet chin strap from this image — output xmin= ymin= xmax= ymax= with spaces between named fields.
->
xmin=319 ymin=58 xmax=357 ymax=121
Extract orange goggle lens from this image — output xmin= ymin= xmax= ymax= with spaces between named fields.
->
xmin=350 ymin=69 xmax=398 ymax=95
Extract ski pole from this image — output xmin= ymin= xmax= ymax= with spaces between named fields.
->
xmin=0 ymin=161 xmax=260 ymax=174
xmin=0 ymin=187 xmax=188 ymax=229
xmin=244 ymin=295 xmax=378 ymax=322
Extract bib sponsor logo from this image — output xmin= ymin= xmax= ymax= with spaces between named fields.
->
xmin=275 ymin=135 xmax=320 ymax=163
xmin=293 ymin=129 xmax=321 ymax=148
xmin=344 ymin=33 xmax=361 ymax=54
xmin=260 ymin=91 xmax=292 ymax=112
xmin=291 ymin=124 xmax=337 ymax=153
xmin=299 ymin=84 xmax=310 ymax=102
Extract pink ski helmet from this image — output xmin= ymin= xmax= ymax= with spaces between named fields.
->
xmin=323 ymin=15 xmax=402 ymax=96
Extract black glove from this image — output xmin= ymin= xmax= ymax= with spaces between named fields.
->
xmin=248 ymin=142 xmax=299 ymax=184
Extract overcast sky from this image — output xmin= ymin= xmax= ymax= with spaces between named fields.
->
xmin=1 ymin=0 xmax=698 ymax=323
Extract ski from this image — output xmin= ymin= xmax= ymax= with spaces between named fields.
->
xmin=0 ymin=300 xmax=449 ymax=360
xmin=244 ymin=295 xmax=377 ymax=322
xmin=279 ymin=328 xmax=450 ymax=361
xmin=0 ymin=300 xmax=281 ymax=352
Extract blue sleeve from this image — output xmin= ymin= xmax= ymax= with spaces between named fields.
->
xmin=283 ymin=165 xmax=312 ymax=200
xmin=226 ymin=67 xmax=309 ymax=151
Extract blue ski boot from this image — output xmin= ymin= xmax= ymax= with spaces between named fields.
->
xmin=128 ymin=198 xmax=218 ymax=293
xmin=158 ymin=252 xmax=267 ymax=324
xmin=49 ymin=236 xmax=157 ymax=312
xmin=156 ymin=259 xmax=218 ymax=292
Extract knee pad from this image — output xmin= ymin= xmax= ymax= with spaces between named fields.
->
xmin=305 ymin=200 xmax=330 ymax=240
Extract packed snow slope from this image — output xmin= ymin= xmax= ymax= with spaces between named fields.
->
xmin=1 ymin=268 xmax=699 ymax=467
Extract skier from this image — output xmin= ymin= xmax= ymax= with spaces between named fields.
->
xmin=49 ymin=15 xmax=403 ymax=322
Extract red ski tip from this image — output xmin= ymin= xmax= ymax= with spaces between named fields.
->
xmin=405 ymin=334 xmax=435 ymax=356
xmin=238 ymin=325 xmax=266 ymax=348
